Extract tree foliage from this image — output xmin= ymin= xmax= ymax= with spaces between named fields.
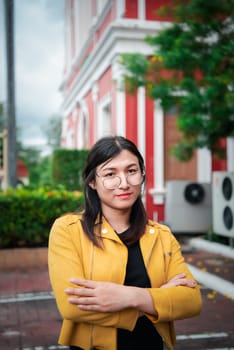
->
xmin=120 ymin=0 xmax=234 ymax=160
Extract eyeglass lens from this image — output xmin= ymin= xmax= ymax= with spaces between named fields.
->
xmin=103 ymin=172 xmax=143 ymax=189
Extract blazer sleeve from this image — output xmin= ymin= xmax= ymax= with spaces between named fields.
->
xmin=48 ymin=215 xmax=138 ymax=330
xmin=146 ymin=229 xmax=202 ymax=323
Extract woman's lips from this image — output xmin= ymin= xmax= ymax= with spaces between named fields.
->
xmin=116 ymin=193 xmax=132 ymax=199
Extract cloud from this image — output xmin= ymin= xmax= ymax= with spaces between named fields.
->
xmin=1 ymin=0 xmax=64 ymax=148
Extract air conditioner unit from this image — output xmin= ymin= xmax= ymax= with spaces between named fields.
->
xmin=212 ymin=171 xmax=234 ymax=238
xmin=165 ymin=180 xmax=212 ymax=234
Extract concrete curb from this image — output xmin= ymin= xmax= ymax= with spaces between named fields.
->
xmin=187 ymin=263 xmax=234 ymax=300
xmin=188 ymin=238 xmax=234 ymax=259
xmin=187 ymin=238 xmax=234 ymax=299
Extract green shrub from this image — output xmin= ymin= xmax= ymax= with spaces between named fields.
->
xmin=0 ymin=186 xmax=84 ymax=248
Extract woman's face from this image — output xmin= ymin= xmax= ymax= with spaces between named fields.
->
xmin=89 ymin=149 xmax=143 ymax=214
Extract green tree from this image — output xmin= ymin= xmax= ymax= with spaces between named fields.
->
xmin=120 ymin=0 xmax=234 ymax=161
xmin=18 ymin=145 xmax=41 ymax=186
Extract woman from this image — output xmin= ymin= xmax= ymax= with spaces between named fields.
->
xmin=48 ymin=135 xmax=202 ymax=350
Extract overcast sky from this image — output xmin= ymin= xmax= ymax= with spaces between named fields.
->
xmin=0 ymin=0 xmax=64 ymax=151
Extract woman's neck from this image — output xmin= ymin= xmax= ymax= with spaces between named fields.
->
xmin=102 ymin=208 xmax=130 ymax=234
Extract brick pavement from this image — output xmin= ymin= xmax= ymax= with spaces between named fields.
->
xmin=0 ymin=244 xmax=233 ymax=350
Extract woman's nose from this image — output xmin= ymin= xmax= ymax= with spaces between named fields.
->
xmin=118 ymin=174 xmax=129 ymax=188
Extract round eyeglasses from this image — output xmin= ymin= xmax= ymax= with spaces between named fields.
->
xmin=96 ymin=170 xmax=145 ymax=190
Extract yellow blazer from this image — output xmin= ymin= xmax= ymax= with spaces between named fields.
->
xmin=48 ymin=214 xmax=202 ymax=350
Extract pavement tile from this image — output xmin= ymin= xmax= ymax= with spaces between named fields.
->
xmin=0 ymin=270 xmax=51 ymax=297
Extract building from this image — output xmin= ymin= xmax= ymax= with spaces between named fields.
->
xmin=17 ymin=159 xmax=29 ymax=186
xmin=59 ymin=0 xmax=234 ymax=225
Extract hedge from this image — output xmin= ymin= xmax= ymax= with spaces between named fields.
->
xmin=0 ymin=187 xmax=84 ymax=248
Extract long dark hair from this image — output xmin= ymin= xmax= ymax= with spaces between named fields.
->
xmin=81 ymin=135 xmax=148 ymax=247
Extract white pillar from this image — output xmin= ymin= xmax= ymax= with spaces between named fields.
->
xmin=137 ymin=87 xmax=145 ymax=161
xmin=116 ymin=0 xmax=125 ymax=18
xmin=149 ymin=99 xmax=165 ymax=204
xmin=112 ymin=59 xmax=126 ymax=136
xmin=227 ymin=137 xmax=234 ymax=172
xmin=92 ymin=82 xmax=98 ymax=142
xmin=197 ymin=147 xmax=212 ymax=182
xmin=138 ymin=0 xmax=145 ymax=20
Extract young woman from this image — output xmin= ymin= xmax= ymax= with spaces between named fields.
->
xmin=48 ymin=135 xmax=202 ymax=350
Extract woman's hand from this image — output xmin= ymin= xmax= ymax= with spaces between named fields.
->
xmin=161 ymin=273 xmax=197 ymax=288
xmin=65 ymin=278 xmax=135 ymax=312
xmin=65 ymin=278 xmax=156 ymax=315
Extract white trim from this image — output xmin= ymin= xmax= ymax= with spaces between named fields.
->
xmin=92 ymin=82 xmax=98 ymax=142
xmin=227 ymin=137 xmax=234 ymax=172
xmin=137 ymin=87 xmax=145 ymax=161
xmin=112 ymin=59 xmax=126 ymax=136
xmin=116 ymin=0 xmax=125 ymax=18
xmin=77 ymin=111 xmax=82 ymax=149
xmin=74 ymin=0 xmax=79 ymax=57
xmin=138 ymin=0 xmax=145 ymax=20
xmin=149 ymin=99 xmax=165 ymax=204
xmin=67 ymin=128 xmax=74 ymax=149
xmin=115 ymin=89 xmax=125 ymax=136
xmin=97 ymin=94 xmax=112 ymax=138
xmin=77 ymin=100 xmax=89 ymax=149
xmin=197 ymin=147 xmax=211 ymax=182
xmin=60 ymin=20 xmax=170 ymax=116
xmin=62 ymin=18 xmax=170 ymax=85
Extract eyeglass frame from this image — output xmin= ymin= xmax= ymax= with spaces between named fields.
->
xmin=95 ymin=169 xmax=145 ymax=190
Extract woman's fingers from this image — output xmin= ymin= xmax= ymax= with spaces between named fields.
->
xmin=161 ymin=274 xmax=197 ymax=288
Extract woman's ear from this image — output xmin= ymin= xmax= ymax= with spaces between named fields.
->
xmin=89 ymin=180 xmax=96 ymax=190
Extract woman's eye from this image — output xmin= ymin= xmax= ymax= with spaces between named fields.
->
xmin=104 ymin=172 xmax=115 ymax=178
xmin=128 ymin=169 xmax=137 ymax=174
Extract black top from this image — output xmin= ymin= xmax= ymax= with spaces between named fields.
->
xmin=117 ymin=230 xmax=163 ymax=350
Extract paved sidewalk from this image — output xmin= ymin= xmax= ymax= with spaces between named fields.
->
xmin=0 ymin=241 xmax=233 ymax=350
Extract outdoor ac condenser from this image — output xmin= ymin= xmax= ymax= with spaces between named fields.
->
xmin=212 ymin=171 xmax=234 ymax=238
xmin=165 ymin=180 xmax=212 ymax=234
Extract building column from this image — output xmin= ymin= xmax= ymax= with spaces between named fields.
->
xmin=92 ymin=82 xmax=98 ymax=143
xmin=112 ymin=59 xmax=126 ymax=136
xmin=138 ymin=0 xmax=145 ymax=20
xmin=137 ymin=87 xmax=146 ymax=161
xmin=116 ymin=0 xmax=125 ymax=18
xmin=197 ymin=148 xmax=212 ymax=182
xmin=149 ymin=99 xmax=165 ymax=205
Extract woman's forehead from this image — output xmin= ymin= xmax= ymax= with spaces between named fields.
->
xmin=98 ymin=150 xmax=139 ymax=170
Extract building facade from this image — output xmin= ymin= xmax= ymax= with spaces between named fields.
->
xmin=60 ymin=0 xmax=233 ymax=223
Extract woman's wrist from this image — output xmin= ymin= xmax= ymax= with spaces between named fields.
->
xmin=128 ymin=286 xmax=156 ymax=316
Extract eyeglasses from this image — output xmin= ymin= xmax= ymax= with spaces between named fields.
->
xmin=96 ymin=170 xmax=145 ymax=190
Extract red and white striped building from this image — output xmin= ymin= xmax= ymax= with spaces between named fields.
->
xmin=60 ymin=0 xmax=234 ymax=223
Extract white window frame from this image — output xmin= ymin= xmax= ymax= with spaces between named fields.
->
xmin=97 ymin=94 xmax=112 ymax=138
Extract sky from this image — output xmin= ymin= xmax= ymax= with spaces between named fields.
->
xmin=0 ymin=0 xmax=64 ymax=152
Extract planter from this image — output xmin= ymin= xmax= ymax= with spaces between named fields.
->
xmin=0 ymin=247 xmax=48 ymax=270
